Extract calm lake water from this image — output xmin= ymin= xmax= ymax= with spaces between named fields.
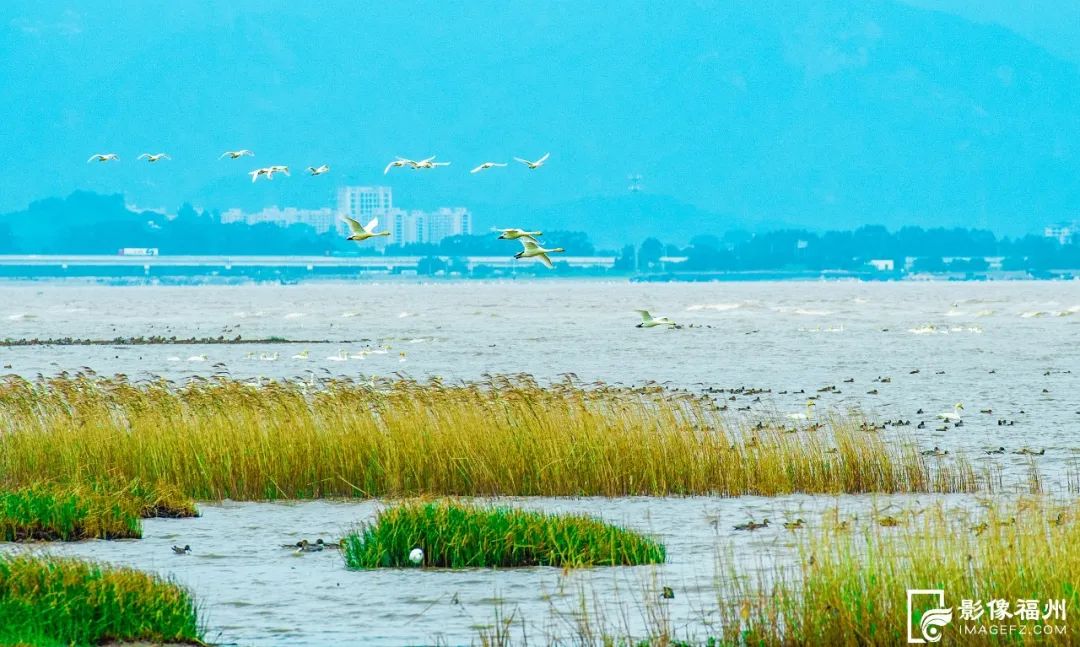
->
xmin=1 ymin=279 xmax=1078 ymax=644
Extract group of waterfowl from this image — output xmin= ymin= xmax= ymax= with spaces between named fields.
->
xmin=171 ymin=538 xmax=341 ymax=556
xmin=286 ymin=538 xmax=342 ymax=554
xmin=704 ymin=366 xmax=1057 ymax=459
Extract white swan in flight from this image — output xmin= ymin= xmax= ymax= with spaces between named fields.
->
xmin=384 ymin=157 xmax=417 ymax=174
xmin=470 ymin=162 xmax=507 ymax=173
xmin=307 ymin=165 xmax=330 ymax=176
xmin=343 ymin=216 xmax=390 ymax=242
xmin=937 ymin=403 xmax=964 ymax=421
xmin=249 ymin=167 xmax=273 ymax=182
xmin=412 ymin=157 xmax=450 ymax=170
xmin=268 ymin=165 xmax=289 ymax=176
xmin=514 ymin=239 xmax=564 ymax=269
xmin=220 ymin=150 xmax=254 ymax=159
xmin=87 ymin=153 xmax=119 ymax=163
xmin=635 ymin=310 xmax=677 ymax=328
xmin=138 ymin=153 xmax=171 ymax=163
xmin=513 ymin=153 xmax=550 ymax=169
xmin=496 ymin=228 xmax=542 ymax=242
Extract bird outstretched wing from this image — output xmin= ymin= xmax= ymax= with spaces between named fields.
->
xmin=343 ymin=217 xmax=364 ymax=235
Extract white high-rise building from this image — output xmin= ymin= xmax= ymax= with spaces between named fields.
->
xmin=385 ymin=207 xmax=472 ymax=245
xmin=427 ymin=207 xmax=471 ymax=242
xmin=336 ymin=186 xmax=393 ymax=236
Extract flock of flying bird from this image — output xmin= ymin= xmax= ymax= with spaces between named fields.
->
xmin=85 ymin=149 xmax=574 ymax=271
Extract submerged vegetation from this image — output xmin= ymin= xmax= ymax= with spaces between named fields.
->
xmin=0 ymin=374 xmax=993 ymax=500
xmin=0 ymin=554 xmax=203 ymax=646
xmin=344 ymin=500 xmax=665 ymax=568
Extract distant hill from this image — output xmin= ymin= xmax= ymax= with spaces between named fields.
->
xmin=2 ymin=1 xmax=1080 ymax=236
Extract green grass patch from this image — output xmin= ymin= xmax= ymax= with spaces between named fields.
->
xmin=0 ymin=554 xmax=203 ymax=646
xmin=0 ymin=486 xmax=142 ymax=541
xmin=343 ymin=500 xmax=666 ymax=568
xmin=0 ymin=482 xmax=198 ymax=542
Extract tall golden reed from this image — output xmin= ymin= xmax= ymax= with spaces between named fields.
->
xmin=0 ymin=374 xmax=985 ymax=500
xmin=715 ymin=498 xmax=1079 ymax=646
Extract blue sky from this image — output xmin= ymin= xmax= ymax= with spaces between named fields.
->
xmin=2 ymin=1 xmax=1078 ymax=237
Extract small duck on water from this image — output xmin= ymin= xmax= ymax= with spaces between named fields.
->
xmin=1013 ymin=448 xmax=1046 ymax=456
xmin=172 ymin=544 xmax=191 ymax=555
xmin=733 ymin=519 xmax=770 ymax=531
xmin=782 ymin=519 xmax=805 ymax=530
xmin=294 ymin=539 xmax=324 ymax=553
xmin=920 ymin=446 xmax=948 ymax=457
xmin=290 ymin=538 xmax=341 ymax=553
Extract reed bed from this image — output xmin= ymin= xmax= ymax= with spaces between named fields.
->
xmin=714 ymin=497 xmax=1080 ymax=646
xmin=0 ymin=374 xmax=985 ymax=499
xmin=343 ymin=500 xmax=665 ymax=568
xmin=0 ymin=554 xmax=203 ymax=646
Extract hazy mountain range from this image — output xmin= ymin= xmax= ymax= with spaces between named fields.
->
xmin=2 ymin=1 xmax=1079 ymax=245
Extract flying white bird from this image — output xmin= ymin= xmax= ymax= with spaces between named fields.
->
xmin=635 ymin=310 xmax=678 ymax=328
xmin=220 ymin=150 xmax=254 ymax=159
xmin=514 ymin=239 xmax=564 ymax=269
xmin=307 ymin=165 xmax=330 ymax=176
xmin=268 ymin=165 xmax=289 ymax=176
xmin=495 ymin=228 xmax=542 ymax=243
xmin=470 ymin=162 xmax=507 ymax=173
xmin=137 ymin=153 xmax=171 ymax=163
xmin=412 ymin=157 xmax=450 ymax=169
xmin=249 ymin=167 xmax=273 ymax=182
xmin=343 ymin=216 xmax=391 ymax=242
xmin=87 ymin=153 xmax=119 ymax=163
xmin=513 ymin=153 xmax=550 ymax=169
xmin=384 ymin=157 xmax=417 ymax=174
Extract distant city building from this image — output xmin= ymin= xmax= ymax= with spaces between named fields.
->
xmin=219 ymin=187 xmax=470 ymax=244
xmin=337 ymin=186 xmax=393 ymax=235
xmin=385 ymin=207 xmax=472 ymax=245
xmin=220 ymin=206 xmax=337 ymax=234
xmin=1043 ymin=223 xmax=1075 ymax=245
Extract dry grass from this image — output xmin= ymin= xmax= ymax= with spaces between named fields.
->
xmin=0 ymin=374 xmax=988 ymax=500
